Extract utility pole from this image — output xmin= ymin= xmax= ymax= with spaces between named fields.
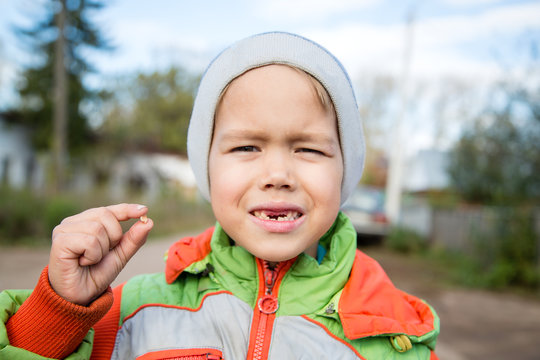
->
xmin=385 ymin=6 xmax=416 ymax=223
xmin=53 ymin=0 xmax=68 ymax=190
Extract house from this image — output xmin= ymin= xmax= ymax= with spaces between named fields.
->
xmin=402 ymin=149 xmax=450 ymax=193
xmin=108 ymin=153 xmax=197 ymax=203
xmin=0 ymin=117 xmax=43 ymax=189
xmin=399 ymin=149 xmax=451 ymax=237
xmin=0 ymin=114 xmax=201 ymax=207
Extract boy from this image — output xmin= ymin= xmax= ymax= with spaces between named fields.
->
xmin=0 ymin=32 xmax=439 ymax=359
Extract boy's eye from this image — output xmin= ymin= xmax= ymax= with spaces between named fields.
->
xmin=297 ymin=148 xmax=324 ymax=155
xmin=232 ymin=146 xmax=258 ymax=152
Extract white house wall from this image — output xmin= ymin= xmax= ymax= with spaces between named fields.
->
xmin=0 ymin=118 xmax=42 ymax=189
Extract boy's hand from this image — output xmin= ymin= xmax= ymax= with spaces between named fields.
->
xmin=48 ymin=204 xmax=153 ymax=306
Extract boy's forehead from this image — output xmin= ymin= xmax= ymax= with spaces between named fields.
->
xmin=215 ymin=66 xmax=337 ymax=132
xmin=222 ymin=66 xmax=285 ymax=99
xmin=218 ymin=65 xmax=333 ymax=114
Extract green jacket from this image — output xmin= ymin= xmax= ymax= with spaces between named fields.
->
xmin=0 ymin=213 xmax=439 ymax=359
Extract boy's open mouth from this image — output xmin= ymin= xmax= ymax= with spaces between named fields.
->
xmin=251 ymin=210 xmax=303 ymax=222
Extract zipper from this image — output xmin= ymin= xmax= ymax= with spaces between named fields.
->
xmin=248 ymin=259 xmax=294 ymax=360
xmin=137 ymin=349 xmax=223 ymax=360
xmin=160 ymin=356 xmax=221 ymax=360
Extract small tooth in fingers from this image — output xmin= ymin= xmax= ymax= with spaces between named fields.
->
xmin=140 ymin=215 xmax=148 ymax=224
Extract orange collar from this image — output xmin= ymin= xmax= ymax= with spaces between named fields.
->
xmin=165 ymin=227 xmax=214 ymax=284
xmin=339 ymin=250 xmax=437 ymax=339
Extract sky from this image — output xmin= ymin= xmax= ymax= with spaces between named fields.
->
xmin=0 ymin=0 xmax=539 ymax=153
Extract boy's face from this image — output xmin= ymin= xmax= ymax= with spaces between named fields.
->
xmin=208 ymin=65 xmax=343 ymax=262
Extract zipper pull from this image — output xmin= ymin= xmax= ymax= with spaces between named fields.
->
xmin=206 ymin=355 xmax=222 ymax=360
xmin=264 ymin=266 xmax=277 ymax=294
xmin=258 ymin=261 xmax=280 ymax=314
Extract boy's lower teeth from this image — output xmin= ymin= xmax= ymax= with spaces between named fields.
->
xmin=253 ymin=211 xmax=299 ymax=221
xmin=268 ymin=215 xmax=290 ymax=221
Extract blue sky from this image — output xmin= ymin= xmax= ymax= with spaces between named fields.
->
xmin=1 ymin=0 xmax=539 ymax=83
xmin=0 ymin=0 xmax=539 ymax=153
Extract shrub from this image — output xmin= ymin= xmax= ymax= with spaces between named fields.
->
xmin=0 ymin=186 xmax=215 ymax=245
xmin=0 ymin=187 xmax=45 ymax=244
xmin=44 ymin=197 xmax=84 ymax=235
xmin=426 ymin=206 xmax=539 ymax=291
xmin=473 ymin=207 xmax=539 ymax=289
xmin=385 ymin=226 xmax=428 ymax=254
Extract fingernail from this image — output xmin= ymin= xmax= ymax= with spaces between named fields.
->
xmin=136 ymin=204 xmax=147 ymax=210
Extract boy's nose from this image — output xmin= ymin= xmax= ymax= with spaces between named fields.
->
xmin=258 ymin=153 xmax=297 ymax=191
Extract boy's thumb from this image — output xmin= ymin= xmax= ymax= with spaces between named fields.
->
xmin=115 ymin=218 xmax=153 ymax=267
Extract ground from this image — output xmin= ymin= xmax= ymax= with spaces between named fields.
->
xmin=363 ymin=247 xmax=540 ymax=360
xmin=1 ymin=233 xmax=539 ymax=359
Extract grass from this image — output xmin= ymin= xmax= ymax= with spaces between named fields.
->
xmin=0 ymin=186 xmax=216 ymax=246
xmin=380 ymin=224 xmax=540 ymax=296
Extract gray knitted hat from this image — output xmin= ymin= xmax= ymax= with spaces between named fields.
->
xmin=187 ymin=32 xmax=365 ymax=205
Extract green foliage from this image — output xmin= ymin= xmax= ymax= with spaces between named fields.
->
xmin=448 ymin=83 xmax=540 ymax=205
xmin=385 ymin=226 xmax=428 ymax=254
xmin=9 ymin=0 xmax=110 ymax=153
xmin=100 ymin=67 xmax=199 ymax=154
xmin=471 ymin=207 xmax=539 ymax=289
xmin=426 ymin=190 xmax=460 ymax=209
xmin=0 ymin=187 xmax=45 ymax=244
xmin=43 ymin=196 xmax=83 ymax=235
xmin=0 ymin=187 xmax=215 ymax=245
xmin=0 ymin=188 xmax=86 ymax=244
xmin=142 ymin=189 xmax=215 ymax=237
xmin=393 ymin=207 xmax=540 ymax=291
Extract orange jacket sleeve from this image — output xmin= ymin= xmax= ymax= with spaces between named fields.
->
xmin=5 ymin=267 xmax=113 ymax=359
xmin=89 ymin=284 xmax=124 ymax=359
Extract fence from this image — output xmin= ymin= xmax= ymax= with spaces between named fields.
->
xmin=400 ymin=203 xmax=540 ymax=263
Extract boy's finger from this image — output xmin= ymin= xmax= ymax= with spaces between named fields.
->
xmin=54 ymin=217 xmax=122 ymax=253
xmin=59 ymin=204 xmax=147 ymax=225
xmin=98 ymin=211 xmax=126 ymax=248
xmin=105 ymin=203 xmax=148 ymax=222
xmin=111 ymin=218 xmax=153 ymax=268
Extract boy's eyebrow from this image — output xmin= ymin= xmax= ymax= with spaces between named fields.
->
xmin=290 ymin=133 xmax=340 ymax=147
xmin=217 ymin=129 xmax=269 ymax=142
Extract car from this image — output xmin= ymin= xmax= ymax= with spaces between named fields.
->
xmin=341 ymin=185 xmax=389 ymax=242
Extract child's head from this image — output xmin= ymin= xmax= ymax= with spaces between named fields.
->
xmin=208 ymin=64 xmax=342 ymax=261
xmin=188 ymin=32 xmax=365 ymax=261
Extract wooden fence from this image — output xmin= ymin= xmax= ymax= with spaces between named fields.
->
xmin=400 ymin=203 xmax=540 ymax=263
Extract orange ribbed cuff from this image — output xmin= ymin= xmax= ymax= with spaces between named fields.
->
xmin=6 ymin=266 xmax=114 ymax=359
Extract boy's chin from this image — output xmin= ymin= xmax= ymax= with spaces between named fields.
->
xmin=244 ymin=246 xmax=311 ymax=263
xmin=228 ymin=231 xmax=320 ymax=262
xmin=259 ymin=253 xmax=298 ymax=263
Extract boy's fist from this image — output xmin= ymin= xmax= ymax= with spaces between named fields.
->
xmin=48 ymin=203 xmax=153 ymax=306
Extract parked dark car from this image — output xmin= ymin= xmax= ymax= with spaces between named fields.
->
xmin=341 ymin=186 xmax=389 ymax=241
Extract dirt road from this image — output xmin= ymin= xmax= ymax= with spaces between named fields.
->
xmin=1 ymin=235 xmax=539 ymax=359
xmin=365 ymin=248 xmax=540 ymax=360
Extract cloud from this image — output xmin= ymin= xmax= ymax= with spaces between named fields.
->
xmin=416 ymin=2 xmax=540 ymax=46
xmin=93 ymin=18 xmax=214 ymax=74
xmin=442 ymin=0 xmax=505 ymax=7
xmin=254 ymin=0 xmax=380 ymax=21
xmin=304 ymin=2 xmax=540 ymax=79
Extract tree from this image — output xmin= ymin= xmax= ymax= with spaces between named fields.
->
xmin=354 ymin=74 xmax=396 ymax=187
xmin=100 ymin=67 xmax=199 ymax=155
xmin=11 ymin=0 xmax=110 ymax=188
xmin=448 ymin=83 xmax=540 ymax=205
